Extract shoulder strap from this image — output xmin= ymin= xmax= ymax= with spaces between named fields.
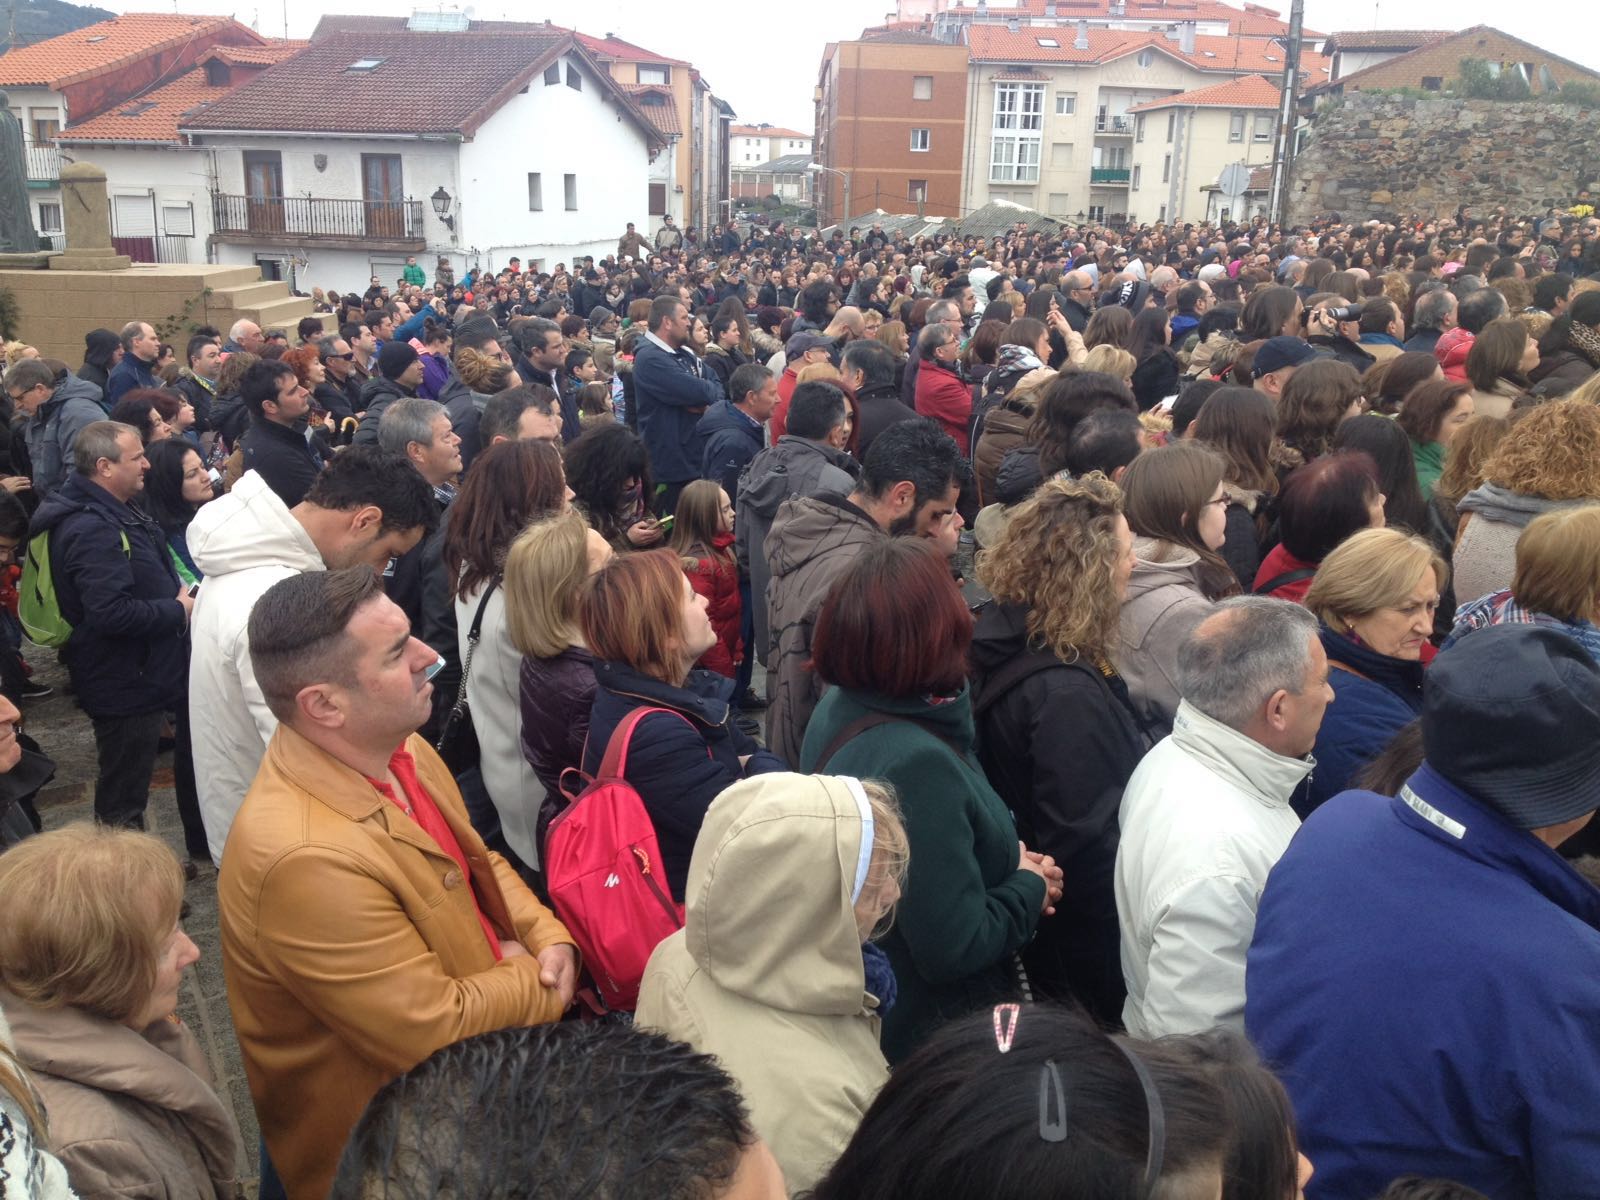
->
xmin=452 ymin=576 xmax=500 ymax=706
xmin=814 ymin=710 xmax=965 ymax=772
xmin=597 ymin=705 xmax=699 ymax=780
xmin=974 ymin=653 xmax=1067 ymax=717
xmin=1252 ymin=566 xmax=1316 ymax=596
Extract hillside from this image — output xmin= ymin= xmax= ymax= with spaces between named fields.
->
xmin=0 ymin=0 xmax=114 ymax=54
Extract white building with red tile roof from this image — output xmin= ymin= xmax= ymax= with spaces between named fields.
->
xmin=1128 ymin=75 xmax=1280 ymax=222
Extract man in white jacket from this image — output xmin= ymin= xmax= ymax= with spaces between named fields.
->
xmin=187 ymin=448 xmax=436 ymax=863
xmin=1115 ymin=596 xmax=1332 ymax=1038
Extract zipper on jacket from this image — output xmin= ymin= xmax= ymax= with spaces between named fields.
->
xmin=632 ymin=845 xmax=682 ymax=928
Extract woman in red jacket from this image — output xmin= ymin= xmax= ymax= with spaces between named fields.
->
xmin=671 ymin=480 xmax=742 ymax=677
xmin=913 ymin=322 xmax=974 ymax=455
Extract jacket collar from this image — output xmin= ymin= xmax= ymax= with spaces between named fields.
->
xmin=1397 ymin=763 xmax=1600 ymax=933
xmin=773 ymin=433 xmax=856 ymax=474
xmin=1319 ymin=626 xmax=1425 ymax=707
xmin=1170 ymin=700 xmax=1313 ymax=807
xmin=593 ymin=659 xmax=733 ymax=728
xmin=64 ymin=473 xmax=144 ymax=528
xmin=1 ymin=994 xmax=241 ymax=1184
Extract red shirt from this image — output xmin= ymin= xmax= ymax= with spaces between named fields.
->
xmin=367 ymin=746 xmax=501 ymax=960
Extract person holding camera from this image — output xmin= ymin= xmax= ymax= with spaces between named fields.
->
xmin=1305 ymin=297 xmax=1377 ymax=374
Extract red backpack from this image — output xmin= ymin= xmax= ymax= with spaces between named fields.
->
xmin=544 ymin=707 xmax=701 ymax=1011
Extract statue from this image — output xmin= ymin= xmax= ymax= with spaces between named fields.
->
xmin=0 ymin=91 xmax=41 ymax=253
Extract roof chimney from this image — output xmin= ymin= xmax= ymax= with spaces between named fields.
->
xmin=1075 ymin=19 xmax=1089 ymax=49
xmin=1180 ymin=20 xmax=1196 ymax=54
xmin=1007 ymin=17 xmax=1020 ymax=32
xmin=1044 ymin=1 xmax=1057 ymax=15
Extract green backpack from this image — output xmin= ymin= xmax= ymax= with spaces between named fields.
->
xmin=19 ymin=528 xmax=129 ymax=648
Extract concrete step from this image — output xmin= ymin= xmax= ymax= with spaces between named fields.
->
xmin=208 ymin=280 xmax=297 ymax=310
xmin=183 ymin=265 xmax=263 ymax=290
xmin=250 ymin=294 xmax=316 ymax=328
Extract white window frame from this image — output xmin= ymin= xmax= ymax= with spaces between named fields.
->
xmin=36 ymin=200 xmax=61 ymax=233
xmin=991 ymin=82 xmax=1044 ymax=182
xmin=910 ymin=128 xmax=930 ymax=152
xmin=1131 ymin=164 xmax=1141 ymax=190
xmin=1229 ymin=112 xmax=1245 ymax=142
xmin=638 ymin=65 xmax=670 ymax=85
xmin=1088 ymin=204 xmax=1105 ymax=222
xmin=1055 ymin=92 xmax=1076 ymax=115
xmin=1252 ymin=113 xmax=1274 ymax=142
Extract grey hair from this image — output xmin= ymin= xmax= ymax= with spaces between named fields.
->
xmin=2 ymin=358 xmax=54 ymax=394
xmin=73 ymin=421 xmax=140 ymax=477
xmin=1175 ymin=596 xmax=1319 ymax=731
xmin=228 ymin=318 xmax=260 ymax=342
xmin=378 ymin=398 xmax=447 ymax=456
xmin=925 ymin=298 xmax=960 ymax=325
xmin=1412 ymin=288 xmax=1457 ymax=332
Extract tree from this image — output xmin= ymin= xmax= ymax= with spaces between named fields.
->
xmin=1457 ymin=58 xmax=1532 ymax=101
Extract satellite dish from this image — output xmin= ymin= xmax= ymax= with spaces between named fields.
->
xmin=1217 ymin=162 xmax=1252 ymax=219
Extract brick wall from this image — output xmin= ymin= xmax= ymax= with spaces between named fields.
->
xmin=1342 ymin=30 xmax=1598 ymax=94
xmin=1287 ymin=93 xmax=1600 ymax=224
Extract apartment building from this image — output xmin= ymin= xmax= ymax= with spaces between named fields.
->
xmin=731 ymin=124 xmax=812 ymax=165
xmin=814 ymin=31 xmax=969 ymax=226
xmin=1127 ymin=74 xmax=1279 ymax=224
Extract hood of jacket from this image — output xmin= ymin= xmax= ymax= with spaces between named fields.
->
xmin=766 ymin=493 xmax=883 ymax=581
xmin=1435 ymin=327 xmax=1475 ymax=381
xmin=994 ymin=443 xmax=1043 ymax=506
xmin=359 ymin=375 xmax=409 ymax=407
xmin=1169 ymin=699 xmax=1314 ymax=806
xmin=684 ymin=773 xmax=874 ymax=1014
xmin=30 ymin=473 xmax=156 ymax=541
xmin=44 ymin=370 xmax=106 ymax=417
xmin=698 ymin=397 xmax=761 ymax=445
xmin=739 ymin=436 xmax=860 ymax=521
xmin=1457 ymin=480 xmax=1584 ymax=528
xmin=186 ymin=471 xmax=323 ymax=578
xmin=968 ymin=598 xmax=1038 ymax=675
xmin=1126 ymin=536 xmax=1205 ymax=598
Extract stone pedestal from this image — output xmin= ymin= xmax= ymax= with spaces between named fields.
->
xmin=0 ymin=251 xmax=53 ymax=269
xmin=49 ymin=161 xmax=130 ymax=271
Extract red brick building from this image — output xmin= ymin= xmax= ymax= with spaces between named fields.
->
xmin=814 ymin=31 xmax=968 ymax=227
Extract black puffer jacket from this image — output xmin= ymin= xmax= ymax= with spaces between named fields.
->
xmin=350 ymin=377 xmax=413 ymax=446
xmin=969 ymin=599 xmax=1148 ymax=1023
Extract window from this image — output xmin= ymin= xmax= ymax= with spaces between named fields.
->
xmin=29 ymin=112 xmax=59 ymax=144
xmin=1252 ymin=114 xmax=1273 ymax=142
xmin=1165 ymin=112 xmax=1175 ymax=142
xmin=1136 ymin=114 xmax=1146 ymax=142
xmin=1229 ymin=112 xmax=1245 ymax=142
xmin=1105 ymin=146 xmax=1127 ymax=168
xmin=1162 ymin=153 xmax=1171 ymax=182
xmin=909 ymin=179 xmax=928 ymax=203
xmin=1137 ymin=50 xmax=1154 ymax=67
xmin=564 ymin=173 xmax=577 ymax=210
xmin=1049 ymin=141 xmax=1073 ymax=167
xmin=1055 ymin=92 xmax=1076 ymax=115
xmin=566 ymin=63 xmax=582 ymax=90
xmin=1158 ymin=203 xmax=1167 ymax=222
xmin=1088 ymin=205 xmax=1105 ymax=222
xmin=1220 ymin=205 xmax=1231 ymax=222
xmin=991 ymin=81 xmax=1044 ymax=182
xmin=1048 ymin=192 xmax=1068 ymax=213
xmin=544 ymin=63 xmax=560 ymax=85
xmin=528 ymin=172 xmax=543 ymax=211
xmin=36 ymin=201 xmax=61 ymax=233
xmin=161 ymin=203 xmax=194 ymax=237
xmin=347 ymin=58 xmax=384 ymax=71
xmin=913 ymin=75 xmax=933 ymax=100
xmin=1131 ymin=164 xmax=1141 ymax=189
xmin=911 ymin=128 xmax=930 ymax=152
xmin=1037 ymin=37 xmax=1059 ymax=48
xmin=1422 ymin=75 xmax=1443 ymax=91
xmin=638 ymin=65 xmax=670 ymax=85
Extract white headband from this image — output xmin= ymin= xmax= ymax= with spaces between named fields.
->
xmin=842 ymin=776 xmax=875 ymax=904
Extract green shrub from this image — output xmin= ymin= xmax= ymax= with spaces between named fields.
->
xmin=0 ymin=285 xmax=18 ymax=341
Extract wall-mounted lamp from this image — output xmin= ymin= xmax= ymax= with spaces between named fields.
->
xmin=431 ymin=186 xmax=455 ymax=232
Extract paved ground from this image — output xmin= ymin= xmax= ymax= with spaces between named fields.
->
xmin=23 ymin=652 xmax=262 ymax=1197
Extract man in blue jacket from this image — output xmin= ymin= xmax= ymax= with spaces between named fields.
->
xmin=633 ymin=295 xmax=722 ymax=515
xmin=103 ymin=319 xmax=160 ymax=406
xmin=30 ymin=421 xmax=191 ymax=828
xmin=1246 ymin=625 xmax=1600 ymax=1200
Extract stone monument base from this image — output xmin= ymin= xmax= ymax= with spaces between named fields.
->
xmin=0 ymin=251 xmax=54 ymax=269
xmin=50 ymin=251 xmax=131 ymax=271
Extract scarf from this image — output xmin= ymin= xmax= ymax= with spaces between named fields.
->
xmin=994 ymin=344 xmax=1045 ymax=375
xmin=1569 ymin=320 xmax=1600 ymax=369
xmin=862 ymin=941 xmax=898 ymax=1014
xmin=1443 ymin=590 xmax=1600 ymax=663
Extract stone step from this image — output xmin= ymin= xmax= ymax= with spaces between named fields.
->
xmin=250 ymin=294 xmax=316 ymax=329
xmin=208 ymin=280 xmax=297 ymax=310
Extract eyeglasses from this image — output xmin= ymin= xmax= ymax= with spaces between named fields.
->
xmin=326 ymin=352 xmax=355 ymax=361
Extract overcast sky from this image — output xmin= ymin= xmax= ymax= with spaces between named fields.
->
xmin=100 ymin=0 xmax=1600 ymax=132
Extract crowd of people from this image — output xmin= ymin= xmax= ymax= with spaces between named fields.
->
xmin=4 ymin=200 xmax=1600 ymax=1199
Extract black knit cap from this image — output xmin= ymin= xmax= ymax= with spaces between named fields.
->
xmin=1422 ymin=625 xmax=1600 ymax=830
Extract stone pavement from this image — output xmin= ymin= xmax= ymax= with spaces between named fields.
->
xmin=22 ymin=651 xmax=262 ymax=1198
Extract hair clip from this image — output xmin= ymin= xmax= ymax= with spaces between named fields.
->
xmin=1038 ymin=1059 xmax=1068 ymax=1143
xmin=992 ymin=1002 xmax=1020 ymax=1054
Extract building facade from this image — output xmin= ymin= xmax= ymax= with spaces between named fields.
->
xmin=814 ymin=32 xmax=969 ymax=226
xmin=731 ymin=124 xmax=812 ymax=166
xmin=1127 ymin=74 xmax=1279 ymax=224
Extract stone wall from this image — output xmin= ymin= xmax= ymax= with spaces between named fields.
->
xmin=1286 ymin=94 xmax=1600 ymax=225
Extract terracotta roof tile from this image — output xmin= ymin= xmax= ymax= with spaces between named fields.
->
xmin=730 ymin=125 xmax=809 ymax=139
xmin=0 ymin=13 xmax=262 ymax=87
xmin=966 ymin=25 xmax=1329 ymax=81
xmin=1127 ymin=72 xmax=1279 ymax=111
xmin=180 ymin=28 xmax=570 ymax=135
xmin=58 ymin=41 xmax=306 ymax=144
xmin=1320 ymin=29 xmax=1450 ymax=52
xmin=946 ymin=0 xmax=1320 ymax=38
xmin=623 ymin=84 xmax=682 ymax=136
xmin=573 ymin=31 xmax=689 ymax=67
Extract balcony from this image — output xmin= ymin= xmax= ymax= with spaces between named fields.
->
xmin=25 ymin=143 xmax=60 ymax=184
xmin=1090 ymin=168 xmax=1131 ymax=185
xmin=1094 ymin=115 xmax=1134 ymax=136
xmin=210 ymin=193 xmax=426 ymax=251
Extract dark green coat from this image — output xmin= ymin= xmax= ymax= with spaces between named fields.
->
xmin=800 ymin=684 xmax=1045 ymax=1063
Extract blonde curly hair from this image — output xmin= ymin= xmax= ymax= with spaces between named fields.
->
xmin=976 ymin=473 xmax=1126 ymax=666
xmin=1484 ymin=398 xmax=1600 ymax=500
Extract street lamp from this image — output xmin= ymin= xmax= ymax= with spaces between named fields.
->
xmin=806 ymin=162 xmax=850 ymax=231
xmin=431 ymin=186 xmax=455 ymax=232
